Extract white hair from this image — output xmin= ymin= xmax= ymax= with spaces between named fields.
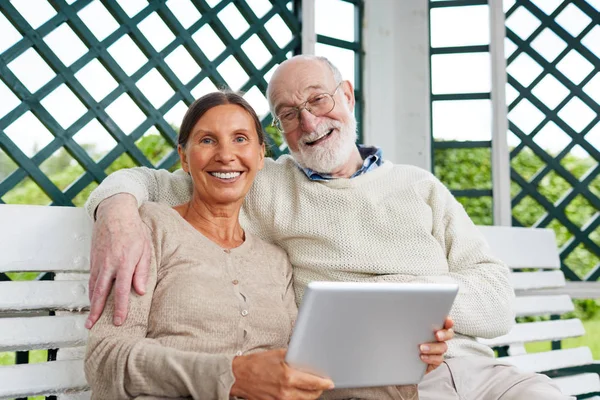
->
xmin=266 ymin=55 xmax=343 ymax=112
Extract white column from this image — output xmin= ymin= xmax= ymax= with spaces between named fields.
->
xmin=489 ymin=0 xmax=512 ymax=226
xmin=301 ymin=0 xmax=316 ymax=55
xmin=362 ymin=0 xmax=431 ymax=170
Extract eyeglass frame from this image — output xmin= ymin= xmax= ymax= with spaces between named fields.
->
xmin=271 ymin=81 xmax=344 ymax=133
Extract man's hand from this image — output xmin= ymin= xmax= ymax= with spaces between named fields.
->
xmin=85 ymin=194 xmax=152 ymax=329
xmin=420 ymin=317 xmax=454 ymax=374
xmin=230 ymin=348 xmax=334 ymax=400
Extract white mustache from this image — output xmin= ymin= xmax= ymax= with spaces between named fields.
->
xmin=301 ymin=121 xmax=343 ymax=145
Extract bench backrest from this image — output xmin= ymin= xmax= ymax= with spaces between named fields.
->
xmin=0 ymin=205 xmax=91 ymax=399
xmin=478 ymin=225 xmax=599 ymax=397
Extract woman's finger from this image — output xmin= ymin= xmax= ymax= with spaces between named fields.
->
xmin=287 ymin=369 xmax=334 ymax=391
xmin=293 ymin=389 xmax=325 ymax=400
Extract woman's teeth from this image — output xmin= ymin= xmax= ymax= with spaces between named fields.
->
xmin=210 ymin=172 xmax=241 ymax=179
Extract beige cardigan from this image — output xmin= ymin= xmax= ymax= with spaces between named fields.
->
xmin=85 ymin=202 xmax=297 ymax=399
xmin=85 ymin=202 xmax=418 ymax=400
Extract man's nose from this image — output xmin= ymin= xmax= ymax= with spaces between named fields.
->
xmin=299 ymin=109 xmax=319 ymax=133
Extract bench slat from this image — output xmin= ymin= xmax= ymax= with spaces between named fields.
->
xmin=0 ymin=205 xmax=91 ymax=273
xmin=478 ymin=226 xmax=560 ymax=269
xmin=553 ymin=373 xmax=600 ymax=396
xmin=0 ymin=359 xmax=88 ymax=399
xmin=479 ymin=319 xmax=585 ymax=347
xmin=511 ymin=270 xmax=565 ymax=290
xmin=0 ymin=281 xmax=89 ymax=312
xmin=502 ymin=347 xmax=593 ymax=373
xmin=514 ymin=295 xmax=574 ymax=317
xmin=59 ymin=391 xmax=91 ymax=400
xmin=0 ymin=315 xmax=87 ymax=352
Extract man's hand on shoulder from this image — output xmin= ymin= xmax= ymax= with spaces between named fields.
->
xmin=86 ymin=194 xmax=152 ymax=329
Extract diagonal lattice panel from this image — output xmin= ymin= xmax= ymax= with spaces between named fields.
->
xmin=506 ymin=0 xmax=600 ymax=281
xmin=0 ymin=0 xmax=301 ymax=374
xmin=0 ymin=0 xmax=301 ymax=212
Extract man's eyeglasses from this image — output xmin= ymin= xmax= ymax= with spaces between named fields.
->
xmin=272 ymin=82 xmax=343 ymax=133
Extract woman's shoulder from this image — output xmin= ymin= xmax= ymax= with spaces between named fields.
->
xmin=246 ymin=232 xmax=288 ymax=260
xmin=139 ymin=202 xmax=181 ymax=232
xmin=140 ymin=201 xmax=173 ymax=219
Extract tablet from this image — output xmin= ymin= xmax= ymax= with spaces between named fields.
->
xmin=285 ymin=281 xmax=458 ymax=388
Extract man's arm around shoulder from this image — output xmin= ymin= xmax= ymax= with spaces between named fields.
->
xmin=85 ymin=166 xmax=191 ymax=328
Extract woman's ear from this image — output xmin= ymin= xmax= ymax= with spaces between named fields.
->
xmin=258 ymin=142 xmax=266 ymax=170
xmin=177 ymin=144 xmax=189 ymax=174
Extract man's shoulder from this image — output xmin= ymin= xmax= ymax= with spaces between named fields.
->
xmin=262 ymin=155 xmax=297 ymax=172
xmin=254 ymin=155 xmax=300 ymax=185
xmin=387 ymin=162 xmax=438 ymax=182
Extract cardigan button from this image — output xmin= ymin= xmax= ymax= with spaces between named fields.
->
xmin=241 ymin=309 xmax=248 ymax=317
xmin=232 ymin=280 xmax=239 ymax=285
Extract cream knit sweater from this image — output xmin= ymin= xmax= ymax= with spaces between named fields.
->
xmin=86 ymin=155 xmax=515 ymax=359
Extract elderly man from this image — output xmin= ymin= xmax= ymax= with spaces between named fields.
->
xmin=85 ymin=55 xmax=567 ymax=400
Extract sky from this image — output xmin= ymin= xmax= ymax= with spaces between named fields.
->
xmin=0 ymin=0 xmax=598 ymax=163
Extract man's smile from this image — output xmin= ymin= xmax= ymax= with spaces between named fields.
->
xmin=306 ymin=129 xmax=334 ymax=146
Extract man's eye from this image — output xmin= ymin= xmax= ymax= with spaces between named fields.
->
xmin=280 ymin=111 xmax=297 ymax=121
xmin=200 ymin=138 xmax=214 ymax=144
xmin=310 ymin=95 xmax=327 ymax=104
xmin=235 ymin=136 xmax=247 ymax=143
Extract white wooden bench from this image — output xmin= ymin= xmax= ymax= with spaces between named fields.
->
xmin=0 ymin=204 xmax=598 ymax=399
xmin=478 ymin=225 xmax=600 ymax=399
xmin=0 ymin=205 xmax=91 ymax=400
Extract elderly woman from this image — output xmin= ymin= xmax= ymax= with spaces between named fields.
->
xmin=85 ymin=92 xmax=451 ymax=400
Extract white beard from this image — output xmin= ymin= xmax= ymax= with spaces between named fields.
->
xmin=289 ymin=117 xmax=357 ymax=174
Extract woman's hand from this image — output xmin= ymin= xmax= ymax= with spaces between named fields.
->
xmin=420 ymin=317 xmax=454 ymax=374
xmin=230 ymin=348 xmax=334 ymax=400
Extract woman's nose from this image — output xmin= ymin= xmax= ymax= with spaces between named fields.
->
xmin=214 ymin=142 xmax=235 ymax=162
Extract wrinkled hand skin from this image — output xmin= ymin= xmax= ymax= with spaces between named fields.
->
xmin=230 ymin=348 xmax=334 ymax=400
xmin=421 ymin=317 xmax=454 ymax=374
xmin=86 ymin=194 xmax=152 ymax=329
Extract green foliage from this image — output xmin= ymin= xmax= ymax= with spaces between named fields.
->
xmin=264 ymin=125 xmax=285 ymax=158
xmin=434 ymin=147 xmax=492 ymax=192
xmin=1 ymin=133 xmax=178 ymax=206
xmin=0 ymin=150 xmax=18 ymax=181
xmin=563 ymin=298 xmax=600 ymax=321
xmin=435 ymin=146 xmax=600 ymax=281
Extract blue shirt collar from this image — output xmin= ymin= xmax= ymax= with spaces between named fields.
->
xmin=299 ymin=145 xmax=383 ymax=181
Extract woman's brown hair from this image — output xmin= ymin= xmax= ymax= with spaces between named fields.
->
xmin=178 ymin=91 xmax=265 ymax=148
